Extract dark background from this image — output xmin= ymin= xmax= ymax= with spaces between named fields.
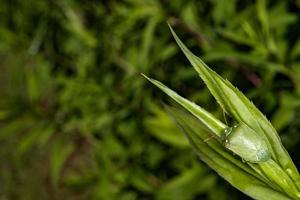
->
xmin=1 ymin=0 xmax=300 ymax=199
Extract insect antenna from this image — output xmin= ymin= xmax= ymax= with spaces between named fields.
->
xmin=204 ymin=135 xmax=214 ymax=143
xmin=222 ymin=110 xmax=234 ymax=127
xmin=223 ymin=110 xmax=229 ymax=126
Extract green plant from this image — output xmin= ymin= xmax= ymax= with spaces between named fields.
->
xmin=144 ymin=26 xmax=300 ymax=200
xmin=2 ymin=0 xmax=300 ymax=199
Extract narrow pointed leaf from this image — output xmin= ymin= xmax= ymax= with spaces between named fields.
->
xmin=142 ymin=74 xmax=226 ymax=139
xmin=166 ymin=106 xmax=291 ymax=200
xmin=164 ymin=105 xmax=271 ymax=184
xmin=168 ymin=25 xmax=300 ymax=186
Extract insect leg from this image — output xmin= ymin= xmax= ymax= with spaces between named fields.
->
xmin=222 ymin=109 xmax=229 ymax=126
xmin=204 ymin=135 xmax=214 ymax=143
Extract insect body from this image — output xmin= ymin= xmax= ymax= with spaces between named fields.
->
xmin=222 ymin=123 xmax=270 ymax=163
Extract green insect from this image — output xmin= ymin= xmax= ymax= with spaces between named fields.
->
xmin=220 ymin=123 xmax=270 ymax=163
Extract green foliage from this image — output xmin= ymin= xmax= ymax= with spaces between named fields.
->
xmin=1 ymin=0 xmax=300 ymax=199
xmin=145 ymin=27 xmax=300 ymax=199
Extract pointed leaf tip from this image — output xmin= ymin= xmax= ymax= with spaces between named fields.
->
xmin=143 ymin=74 xmax=226 ymax=138
xmin=168 ymin=27 xmax=300 ymax=188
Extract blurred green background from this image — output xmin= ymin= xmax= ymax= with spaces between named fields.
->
xmin=1 ymin=0 xmax=300 ymax=199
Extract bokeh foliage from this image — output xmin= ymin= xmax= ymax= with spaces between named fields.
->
xmin=1 ymin=0 xmax=300 ymax=199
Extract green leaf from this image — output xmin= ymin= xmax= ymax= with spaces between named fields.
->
xmin=50 ymin=141 xmax=74 ymax=185
xmin=157 ymin=166 xmax=216 ymax=200
xmin=142 ymin=74 xmax=226 ymax=140
xmin=144 ymin=102 xmax=189 ymax=148
xmin=168 ymin=24 xmax=300 ymax=188
xmin=165 ymin=106 xmax=291 ymax=200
